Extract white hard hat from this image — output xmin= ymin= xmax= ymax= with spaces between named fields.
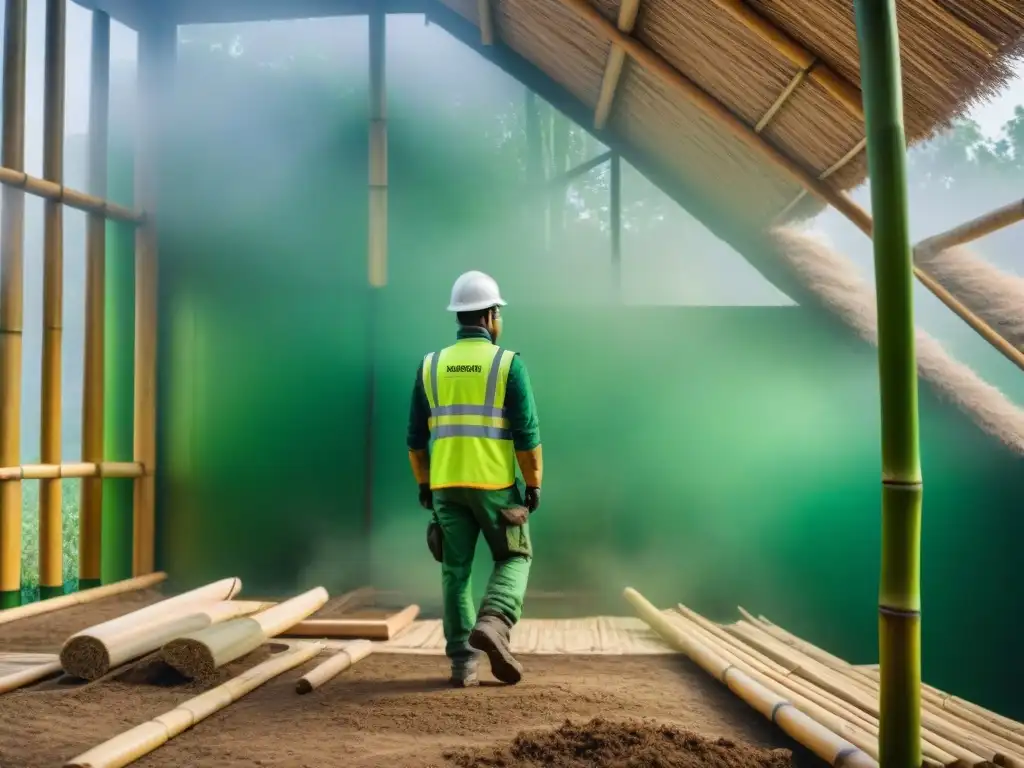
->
xmin=447 ymin=270 xmax=507 ymax=312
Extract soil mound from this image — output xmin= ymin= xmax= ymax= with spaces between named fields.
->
xmin=446 ymin=717 xmax=794 ymax=768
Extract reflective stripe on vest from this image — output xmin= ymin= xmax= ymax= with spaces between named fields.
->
xmin=423 ymin=340 xmax=516 ymax=490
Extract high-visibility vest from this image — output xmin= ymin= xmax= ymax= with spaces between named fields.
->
xmin=422 ymin=339 xmax=517 ymax=490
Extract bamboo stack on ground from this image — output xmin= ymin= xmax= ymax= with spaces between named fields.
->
xmin=624 ymin=589 xmax=1024 ymax=768
xmin=64 ymin=641 xmax=323 ymax=768
xmin=60 ymin=577 xmax=244 ymax=680
xmin=296 ymin=640 xmax=373 ymax=694
xmin=162 ymin=587 xmax=328 ymax=680
xmin=623 ymin=588 xmax=878 ymax=768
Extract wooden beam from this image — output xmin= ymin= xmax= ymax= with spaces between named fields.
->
xmin=708 ymin=0 xmax=863 ymax=120
xmin=80 ymin=9 xmax=110 ymax=588
xmin=39 ymin=0 xmax=68 ymax=596
xmin=593 ymin=0 xmax=641 ymax=130
xmin=477 ymin=0 xmax=494 ymax=45
xmin=755 ymin=66 xmax=809 ymax=133
xmin=0 ymin=0 xmax=28 ymax=604
xmin=914 ymin=199 xmax=1024 ymax=257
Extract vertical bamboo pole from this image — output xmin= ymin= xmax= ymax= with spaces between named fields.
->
xmin=363 ymin=5 xmax=387 ymax=563
xmin=38 ymin=0 xmax=68 ymax=599
xmin=853 ymin=3 xmax=922 ymax=768
xmin=0 ymin=0 xmax=27 ymax=610
xmin=609 ymin=151 xmax=621 ymax=297
xmin=80 ymin=10 xmax=110 ymax=590
xmin=133 ymin=20 xmax=174 ymax=577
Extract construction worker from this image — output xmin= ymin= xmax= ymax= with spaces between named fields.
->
xmin=406 ymin=270 xmax=543 ymax=688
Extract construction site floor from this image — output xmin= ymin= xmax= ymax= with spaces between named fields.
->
xmin=0 ymin=591 xmax=816 ymax=768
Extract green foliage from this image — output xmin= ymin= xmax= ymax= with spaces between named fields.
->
xmin=19 ymin=478 xmax=81 ymax=599
xmin=908 ymin=107 xmax=1024 ymax=188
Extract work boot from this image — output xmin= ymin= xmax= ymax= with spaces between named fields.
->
xmin=468 ymin=613 xmax=522 ymax=685
xmin=449 ymin=657 xmax=480 ymax=688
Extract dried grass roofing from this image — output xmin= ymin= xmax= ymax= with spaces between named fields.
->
xmin=438 ymin=0 xmax=1024 ymax=227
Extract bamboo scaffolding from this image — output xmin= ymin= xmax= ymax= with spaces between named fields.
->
xmin=913 ymin=199 xmax=1024 ymax=258
xmin=295 ymin=639 xmax=373 ymax=694
xmin=64 ymin=641 xmax=324 ymax=768
xmin=0 ymin=461 xmax=144 ymax=481
xmin=623 ymin=588 xmax=877 ymax=768
xmin=593 ymin=0 xmax=641 ymax=130
xmin=80 ymin=9 xmax=110 ymax=588
xmin=38 ymin=0 xmax=68 ymax=597
xmin=132 ymin=22 xmax=171 ymax=577
xmin=162 ymin=587 xmax=328 ymax=680
xmin=0 ymin=166 xmax=142 ymax=222
xmin=283 ymin=603 xmax=420 ymax=640
xmin=0 ymin=572 xmax=166 ymax=626
xmin=60 ymin=577 xmax=243 ymax=679
xmin=0 ymin=0 xmax=28 ymax=606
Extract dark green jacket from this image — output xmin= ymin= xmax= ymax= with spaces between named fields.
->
xmin=406 ymin=326 xmax=541 ymax=452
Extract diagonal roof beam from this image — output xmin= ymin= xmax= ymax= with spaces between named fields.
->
xmin=593 ymin=0 xmax=642 ymax=130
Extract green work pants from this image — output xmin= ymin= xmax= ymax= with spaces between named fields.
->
xmin=434 ymin=484 xmax=532 ymax=664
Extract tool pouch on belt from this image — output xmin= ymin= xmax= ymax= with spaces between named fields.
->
xmin=426 ymin=515 xmax=443 ymax=563
xmin=499 ymin=506 xmax=529 ymax=526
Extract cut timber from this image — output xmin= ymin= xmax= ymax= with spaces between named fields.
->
xmin=61 ymin=600 xmax=265 ymax=681
xmin=283 ymin=603 xmax=420 ymax=641
xmin=623 ymin=588 xmax=877 ymax=768
xmin=64 ymin=641 xmax=323 ymax=768
xmin=0 ymin=652 xmax=62 ymax=694
xmin=162 ymin=587 xmax=328 ymax=680
xmin=0 ymin=572 xmax=166 ymax=626
xmin=296 ymin=640 xmax=373 ymax=694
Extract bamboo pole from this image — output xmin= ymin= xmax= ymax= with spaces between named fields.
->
xmin=854 ymin=3 xmax=923 ymax=767
xmin=0 ymin=461 xmax=144 ymax=481
xmin=913 ymin=199 xmax=1024 ymax=258
xmin=295 ymin=639 xmax=373 ymax=694
xmin=39 ymin=0 xmax=68 ymax=599
xmin=593 ymin=0 xmax=641 ymax=130
xmin=81 ymin=9 xmax=111 ymax=589
xmin=368 ymin=5 xmax=387 ymax=288
xmin=64 ymin=641 xmax=324 ymax=768
xmin=61 ymin=600 xmax=265 ymax=681
xmin=162 ymin=587 xmax=328 ymax=680
xmin=0 ymin=0 xmax=27 ymax=609
xmin=0 ymin=166 xmax=142 ymax=222
xmin=623 ymin=588 xmax=877 ymax=768
xmin=132 ymin=21 xmax=173 ymax=577
xmin=0 ymin=656 xmax=63 ymax=694
xmin=0 ymin=571 xmax=166 ymax=626
xmin=477 ymin=0 xmax=494 ymax=45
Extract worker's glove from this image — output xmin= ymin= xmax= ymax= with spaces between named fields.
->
xmin=418 ymin=483 xmax=434 ymax=511
xmin=524 ymin=486 xmax=541 ymax=513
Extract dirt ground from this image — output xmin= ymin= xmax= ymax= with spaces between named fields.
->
xmin=0 ymin=593 xmax=816 ymax=768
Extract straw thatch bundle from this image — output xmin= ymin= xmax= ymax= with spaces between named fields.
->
xmin=437 ymin=0 xmax=1024 ymax=228
xmin=763 ymin=227 xmax=1024 ymax=454
xmin=916 ymin=246 xmax=1024 ymax=353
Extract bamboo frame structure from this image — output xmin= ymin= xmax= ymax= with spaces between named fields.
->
xmin=593 ymin=0 xmax=641 ymax=130
xmin=39 ymin=0 xmax=68 ymax=599
xmin=913 ymin=199 xmax=1024 ymax=258
xmin=0 ymin=167 xmax=142 ymax=222
xmin=0 ymin=461 xmax=143 ymax=481
xmin=853 ymin=3 xmax=923 ymax=767
xmin=64 ymin=641 xmax=324 ymax=768
xmin=0 ymin=0 xmax=28 ymax=608
xmin=80 ymin=9 xmax=111 ymax=589
xmin=0 ymin=571 xmax=166 ymax=626
xmin=132 ymin=20 xmax=173 ymax=577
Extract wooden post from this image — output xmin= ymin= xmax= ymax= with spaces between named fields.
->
xmin=133 ymin=19 xmax=175 ymax=577
xmin=38 ymin=0 xmax=68 ymax=599
xmin=80 ymin=10 xmax=110 ymax=590
xmin=610 ymin=151 xmax=622 ymax=295
xmin=0 ymin=0 xmax=27 ymax=609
